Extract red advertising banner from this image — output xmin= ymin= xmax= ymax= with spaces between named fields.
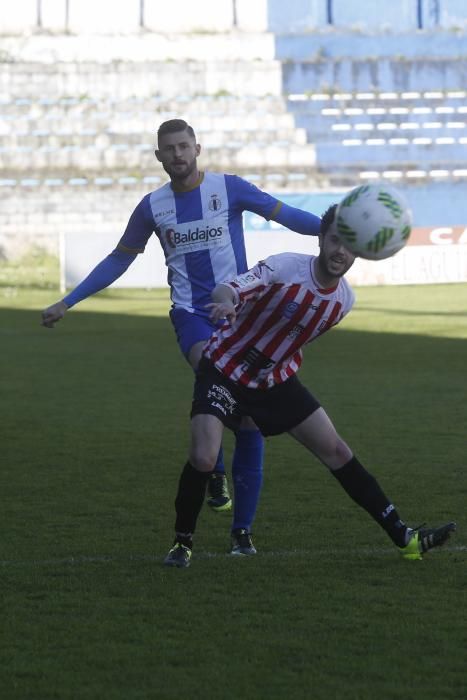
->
xmin=407 ymin=226 xmax=467 ymax=246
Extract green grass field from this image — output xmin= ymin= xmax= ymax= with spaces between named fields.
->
xmin=1 ymin=253 xmax=466 ymax=700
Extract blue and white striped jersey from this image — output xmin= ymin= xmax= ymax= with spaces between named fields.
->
xmin=119 ymin=172 xmax=285 ymax=314
xmin=62 ymin=172 xmax=320 ymax=313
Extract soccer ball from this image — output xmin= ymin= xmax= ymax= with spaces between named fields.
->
xmin=335 ymin=184 xmax=412 ymax=260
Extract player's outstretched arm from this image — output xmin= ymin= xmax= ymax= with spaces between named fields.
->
xmin=40 ymin=249 xmax=137 ymax=329
xmin=231 ymin=175 xmax=321 ymax=236
xmin=41 ymin=197 xmax=155 ymax=329
xmin=271 ymin=202 xmax=321 ymax=236
xmin=41 ymin=300 xmax=69 ymax=328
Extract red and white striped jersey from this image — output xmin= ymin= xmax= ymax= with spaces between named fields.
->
xmin=203 ymin=253 xmax=355 ymax=389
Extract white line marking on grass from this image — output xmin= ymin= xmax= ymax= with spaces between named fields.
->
xmin=0 ymin=546 xmax=465 ymax=568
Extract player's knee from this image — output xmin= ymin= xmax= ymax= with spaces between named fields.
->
xmin=319 ymin=436 xmax=352 ymax=469
xmin=335 ymin=438 xmax=352 ymax=465
xmin=189 ymin=449 xmax=217 ymax=473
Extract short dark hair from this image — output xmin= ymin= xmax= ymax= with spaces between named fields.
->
xmin=157 ymin=119 xmax=196 ymax=145
xmin=320 ymin=204 xmax=338 ymax=234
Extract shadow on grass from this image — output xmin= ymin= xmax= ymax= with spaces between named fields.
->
xmin=1 ymin=303 xmax=466 ymax=411
xmin=1 ymin=308 xmax=466 ymax=700
xmin=2 ymin=304 xmax=466 ymax=472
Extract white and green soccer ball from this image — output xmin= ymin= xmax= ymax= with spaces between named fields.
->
xmin=336 ymin=184 xmax=412 ymax=260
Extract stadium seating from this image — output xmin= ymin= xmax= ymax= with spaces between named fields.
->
xmin=1 ymin=16 xmax=466 ymax=258
xmin=286 ymin=90 xmax=467 ymax=184
xmin=2 ymin=89 xmax=465 ymax=191
xmin=0 ymin=89 xmax=319 ymax=191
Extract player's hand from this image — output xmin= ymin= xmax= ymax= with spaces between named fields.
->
xmin=206 ymin=301 xmax=236 ymax=325
xmin=41 ymin=300 xmax=69 ymax=328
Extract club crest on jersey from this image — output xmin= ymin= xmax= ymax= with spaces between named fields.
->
xmin=208 ymin=194 xmax=222 ymax=212
xmin=283 ymin=301 xmax=300 ymax=319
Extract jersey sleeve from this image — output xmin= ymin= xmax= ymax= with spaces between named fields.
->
xmin=226 ymin=175 xmax=321 ymax=235
xmin=63 ymin=249 xmax=137 ymax=308
xmin=271 ymin=202 xmax=321 ymax=236
xmin=117 ymin=194 xmax=155 ymax=253
xmin=224 ymin=255 xmax=279 ymax=305
xmin=226 ymin=174 xmax=280 ymax=219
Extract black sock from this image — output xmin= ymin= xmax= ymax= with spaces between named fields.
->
xmin=174 ymin=461 xmax=211 ymax=538
xmin=331 ymin=456 xmax=407 ymax=547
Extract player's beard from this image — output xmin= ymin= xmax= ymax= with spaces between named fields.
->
xmin=165 ymin=157 xmax=198 ymax=184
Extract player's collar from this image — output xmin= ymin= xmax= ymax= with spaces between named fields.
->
xmin=171 ymin=171 xmax=204 ymax=193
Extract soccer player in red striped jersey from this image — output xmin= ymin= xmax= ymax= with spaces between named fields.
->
xmin=203 ymin=252 xmax=354 ymax=389
xmin=164 ymin=204 xmax=456 ymax=567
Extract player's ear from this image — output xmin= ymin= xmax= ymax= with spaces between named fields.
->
xmin=195 ymin=143 xmax=201 ymax=157
xmin=154 ymin=149 xmax=162 ymax=162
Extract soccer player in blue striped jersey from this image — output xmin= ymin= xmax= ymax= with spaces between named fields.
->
xmin=41 ymin=119 xmax=322 ymax=553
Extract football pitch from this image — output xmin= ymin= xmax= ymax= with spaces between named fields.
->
xmin=1 ymin=255 xmax=466 ymax=699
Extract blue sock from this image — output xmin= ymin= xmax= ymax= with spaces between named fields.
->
xmin=231 ymin=429 xmax=264 ymax=532
xmin=213 ymin=445 xmax=225 ymax=475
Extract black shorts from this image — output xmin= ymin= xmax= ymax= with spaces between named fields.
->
xmin=191 ymin=359 xmax=321 ymax=437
